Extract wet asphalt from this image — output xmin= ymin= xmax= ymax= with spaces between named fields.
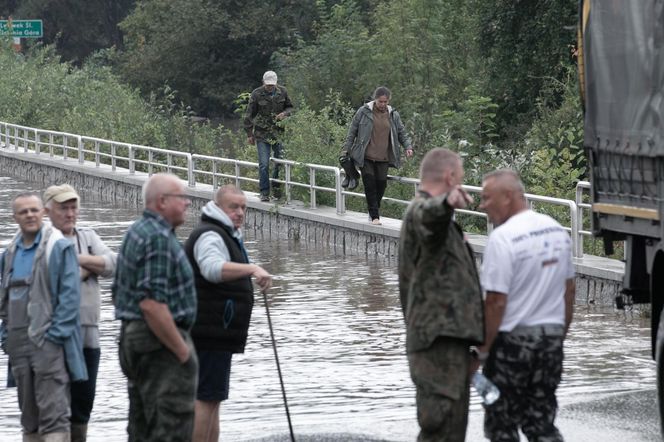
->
xmin=242 ymin=389 xmax=660 ymax=442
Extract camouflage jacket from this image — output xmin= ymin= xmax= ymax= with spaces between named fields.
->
xmin=399 ymin=190 xmax=485 ymax=353
xmin=243 ymin=85 xmax=294 ymax=142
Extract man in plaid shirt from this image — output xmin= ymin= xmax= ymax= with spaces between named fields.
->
xmin=113 ymin=173 xmax=198 ymax=442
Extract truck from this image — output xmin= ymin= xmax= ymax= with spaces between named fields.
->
xmin=580 ymin=0 xmax=664 ymax=433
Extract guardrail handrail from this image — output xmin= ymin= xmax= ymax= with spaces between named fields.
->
xmin=0 ymin=120 xmax=588 ymax=256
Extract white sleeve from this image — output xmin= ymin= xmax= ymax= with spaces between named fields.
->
xmin=193 ymin=231 xmax=231 ymax=283
xmin=481 ymin=233 xmax=512 ymax=295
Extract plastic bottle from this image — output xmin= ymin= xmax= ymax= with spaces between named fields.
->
xmin=472 ymin=371 xmax=500 ymax=405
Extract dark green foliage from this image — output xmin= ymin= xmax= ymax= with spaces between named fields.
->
xmin=476 ymin=0 xmax=578 ymax=139
xmin=0 ymin=0 xmax=594 ymax=247
xmin=9 ymin=0 xmax=134 ymax=64
xmin=116 ymin=0 xmax=320 ymax=117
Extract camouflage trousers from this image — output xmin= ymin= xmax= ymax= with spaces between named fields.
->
xmin=483 ymin=325 xmax=565 ymax=442
xmin=408 ymin=337 xmax=471 ymax=442
xmin=119 ymin=320 xmax=199 ymax=442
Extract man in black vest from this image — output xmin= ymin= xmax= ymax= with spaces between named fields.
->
xmin=184 ymin=185 xmax=272 ymax=442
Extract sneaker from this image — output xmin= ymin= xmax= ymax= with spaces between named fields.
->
xmin=260 ymin=193 xmax=270 ymax=202
xmin=371 ymin=218 xmax=382 ymax=225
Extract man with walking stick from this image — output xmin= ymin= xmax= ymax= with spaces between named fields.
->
xmin=184 ymin=185 xmax=272 ymax=442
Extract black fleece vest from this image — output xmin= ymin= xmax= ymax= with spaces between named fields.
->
xmin=184 ymin=213 xmax=254 ymax=353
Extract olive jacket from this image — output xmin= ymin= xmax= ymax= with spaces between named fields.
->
xmin=399 ymin=190 xmax=485 ymax=353
xmin=243 ymin=85 xmax=294 ymax=142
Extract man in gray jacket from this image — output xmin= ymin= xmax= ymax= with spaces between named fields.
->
xmin=43 ymin=184 xmax=117 ymax=442
xmin=343 ymin=86 xmax=414 ymax=224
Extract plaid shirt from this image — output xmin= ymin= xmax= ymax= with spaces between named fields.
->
xmin=113 ymin=209 xmax=197 ymax=328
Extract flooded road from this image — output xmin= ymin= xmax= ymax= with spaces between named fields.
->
xmin=0 ymin=175 xmax=658 ymax=441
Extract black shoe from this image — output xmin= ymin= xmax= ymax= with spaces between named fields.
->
xmin=260 ymin=193 xmax=270 ymax=202
xmin=272 ymin=188 xmax=282 ymax=199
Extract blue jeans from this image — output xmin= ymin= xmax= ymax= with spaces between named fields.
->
xmin=257 ymin=140 xmax=283 ymax=194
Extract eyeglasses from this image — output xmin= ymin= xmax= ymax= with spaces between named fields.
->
xmin=162 ymin=193 xmax=191 ymax=201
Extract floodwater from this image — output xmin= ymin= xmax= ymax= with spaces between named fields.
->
xmin=0 ymin=175 xmax=659 ymax=441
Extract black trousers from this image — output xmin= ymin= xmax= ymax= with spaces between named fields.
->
xmin=71 ymin=347 xmax=101 ymax=424
xmin=361 ymin=160 xmax=389 ymax=220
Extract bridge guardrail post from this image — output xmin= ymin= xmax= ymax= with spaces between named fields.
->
xmin=336 ymin=168 xmax=344 ymax=215
xmin=129 ymin=145 xmax=134 ymax=174
xmin=569 ymin=200 xmax=581 ymax=258
xmin=310 ymin=167 xmax=316 ymax=209
xmin=576 ymin=181 xmax=587 ymax=259
xmin=78 ymin=136 xmax=84 ymax=164
xmin=188 ymin=154 xmax=195 ymax=187
xmin=285 ymin=163 xmax=291 ymax=203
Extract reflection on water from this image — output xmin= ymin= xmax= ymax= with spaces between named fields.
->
xmin=0 ymin=176 xmax=656 ymax=441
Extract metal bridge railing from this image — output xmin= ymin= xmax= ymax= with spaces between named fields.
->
xmin=0 ymin=120 xmax=589 ymax=256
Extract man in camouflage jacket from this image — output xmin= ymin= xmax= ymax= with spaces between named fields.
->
xmin=243 ymin=70 xmax=294 ymax=201
xmin=399 ymin=148 xmax=485 ymax=442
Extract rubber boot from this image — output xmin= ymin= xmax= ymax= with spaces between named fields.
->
xmin=22 ymin=433 xmax=41 ymax=442
xmin=71 ymin=424 xmax=88 ymax=442
xmin=41 ymin=432 xmax=70 ymax=442
xmin=339 ymin=155 xmax=360 ymax=190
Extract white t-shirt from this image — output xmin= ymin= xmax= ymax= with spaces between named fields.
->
xmin=481 ymin=210 xmax=575 ymax=332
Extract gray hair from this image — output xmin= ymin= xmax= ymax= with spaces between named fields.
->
xmin=215 ymin=184 xmax=245 ymax=203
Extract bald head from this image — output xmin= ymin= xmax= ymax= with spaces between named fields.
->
xmin=142 ymin=173 xmax=191 ymax=227
xmin=418 ymin=148 xmax=464 ymax=196
xmin=143 ymin=174 xmax=180 ymax=208
xmin=480 ymin=169 xmax=527 ymax=225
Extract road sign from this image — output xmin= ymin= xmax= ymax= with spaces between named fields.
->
xmin=0 ymin=20 xmax=43 ymax=38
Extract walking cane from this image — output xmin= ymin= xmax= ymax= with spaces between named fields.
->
xmin=262 ymin=289 xmax=296 ymax=442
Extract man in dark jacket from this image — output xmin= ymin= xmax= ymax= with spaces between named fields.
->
xmin=399 ymin=148 xmax=485 ymax=441
xmin=343 ymin=86 xmax=413 ymax=224
xmin=243 ymin=70 xmax=294 ymax=202
xmin=184 ymin=185 xmax=272 ymax=442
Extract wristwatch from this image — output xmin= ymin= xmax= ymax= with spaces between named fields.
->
xmin=469 ymin=346 xmax=488 ymax=362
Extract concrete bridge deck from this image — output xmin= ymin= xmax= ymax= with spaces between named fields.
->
xmin=0 ymin=145 xmax=625 ymax=307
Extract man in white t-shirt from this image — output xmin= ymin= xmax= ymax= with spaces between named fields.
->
xmin=471 ymin=170 xmax=575 ymax=442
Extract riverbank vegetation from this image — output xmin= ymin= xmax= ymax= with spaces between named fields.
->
xmin=0 ymin=0 xmax=584 ymax=226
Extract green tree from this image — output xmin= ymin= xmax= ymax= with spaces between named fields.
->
xmin=476 ymin=0 xmax=577 ymax=141
xmin=118 ymin=0 xmax=321 ymax=117
xmin=10 ymin=0 xmax=134 ymax=63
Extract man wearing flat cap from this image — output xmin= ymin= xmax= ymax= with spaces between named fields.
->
xmin=243 ymin=70 xmax=294 ymax=202
xmin=0 ymin=190 xmax=86 ymax=442
xmin=43 ymin=184 xmax=117 ymax=442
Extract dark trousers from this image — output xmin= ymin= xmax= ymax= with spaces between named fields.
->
xmin=484 ymin=327 xmax=564 ymax=442
xmin=408 ymin=337 xmax=471 ymax=442
xmin=361 ymin=160 xmax=389 ymax=220
xmin=71 ymin=347 xmax=101 ymax=424
xmin=119 ymin=321 xmax=198 ymax=442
